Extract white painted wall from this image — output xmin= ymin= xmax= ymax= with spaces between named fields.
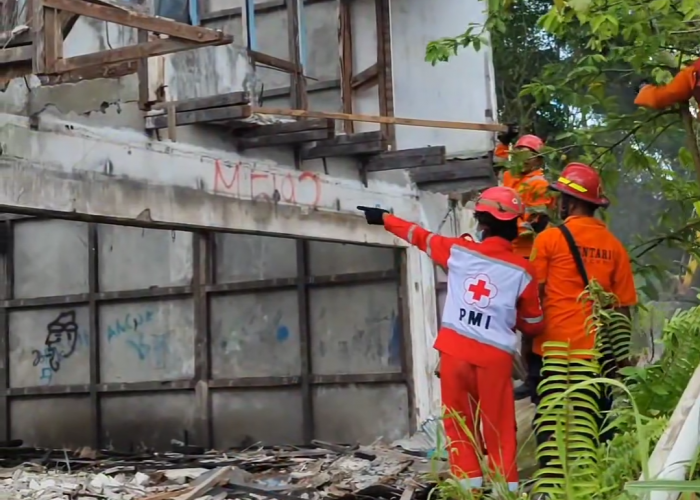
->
xmin=389 ymin=0 xmax=498 ymax=157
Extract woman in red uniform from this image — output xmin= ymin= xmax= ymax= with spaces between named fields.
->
xmin=358 ymin=187 xmax=544 ymax=493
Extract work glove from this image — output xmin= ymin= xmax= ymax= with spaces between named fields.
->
xmin=531 ymin=214 xmax=550 ymax=234
xmin=497 ymin=123 xmax=519 ymax=146
xmin=357 ymin=206 xmax=389 ymax=225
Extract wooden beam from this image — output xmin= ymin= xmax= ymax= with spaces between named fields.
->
xmin=31 ymin=0 xmax=46 ymax=74
xmin=252 ymin=107 xmax=509 ymax=132
xmin=44 ymin=7 xmax=63 ymax=72
xmin=43 ymin=0 xmax=227 ymax=43
xmin=339 ymin=0 xmax=353 ymax=133
xmin=250 ymin=50 xmax=300 ymax=74
xmin=364 ymin=146 xmax=446 ymax=172
xmin=375 ymin=0 xmax=394 ymax=146
xmin=301 ymin=132 xmax=386 ymax=160
xmin=145 ymin=104 xmax=252 ymax=129
xmin=410 ymin=156 xmax=495 ymax=185
xmin=0 ymin=46 xmax=32 ymax=65
xmin=53 ymin=35 xmax=232 ymax=74
xmin=351 ymin=63 xmax=378 ymax=91
xmin=235 ymin=119 xmax=334 ymax=149
xmin=151 ymin=91 xmax=250 ymax=112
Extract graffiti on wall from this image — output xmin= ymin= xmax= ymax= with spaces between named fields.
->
xmin=220 ymin=309 xmax=290 ymax=353
xmin=32 ymin=311 xmax=88 ymax=385
xmin=212 ymin=160 xmax=322 ymax=208
xmin=105 ymin=309 xmax=174 ymax=370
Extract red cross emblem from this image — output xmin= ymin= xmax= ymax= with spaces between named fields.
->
xmin=463 ymin=274 xmax=498 ymax=308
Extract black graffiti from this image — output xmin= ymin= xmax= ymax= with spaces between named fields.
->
xmin=31 ymin=311 xmax=79 ymax=372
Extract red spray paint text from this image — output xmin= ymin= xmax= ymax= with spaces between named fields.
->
xmin=213 ymin=160 xmax=322 ymax=208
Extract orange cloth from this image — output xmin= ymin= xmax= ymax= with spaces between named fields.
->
xmin=441 ymin=351 xmax=518 ymax=486
xmin=503 ymin=168 xmax=555 ymax=258
xmin=494 ymin=143 xmax=510 ymax=160
xmin=635 ymin=64 xmax=698 ymax=110
xmin=530 ymin=216 xmax=638 ymax=356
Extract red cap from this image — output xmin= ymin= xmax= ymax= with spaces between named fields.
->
xmin=551 ymin=162 xmax=609 ymax=207
xmin=474 ymin=186 xmax=524 ymax=221
xmin=514 ymin=134 xmax=544 ymax=153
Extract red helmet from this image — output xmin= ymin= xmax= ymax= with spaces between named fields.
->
xmin=514 ymin=134 xmax=544 ymax=153
xmin=551 ymin=162 xmax=609 ymax=207
xmin=474 ymin=186 xmax=524 ymax=221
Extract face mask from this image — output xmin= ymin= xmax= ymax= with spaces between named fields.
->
xmin=475 ymin=229 xmax=485 ymax=242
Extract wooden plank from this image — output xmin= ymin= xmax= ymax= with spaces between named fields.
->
xmin=40 ymin=60 xmax=137 ymax=85
xmin=0 ymin=46 xmax=32 ymax=65
xmin=301 ymin=131 xmax=385 ymax=159
xmin=44 ymin=7 xmax=63 ymax=72
xmin=145 ymin=105 xmax=252 ymax=129
xmin=351 ymin=63 xmax=378 ymax=91
xmin=252 ymin=107 xmax=508 ymax=132
xmin=364 ymin=146 xmax=446 ymax=172
xmin=31 ymin=0 xmax=45 ymax=74
xmin=52 ymin=35 xmax=232 ymax=74
xmin=339 ymin=0 xmax=353 ymax=132
xmin=43 ymin=0 xmax=228 ymax=43
xmin=375 ymin=0 xmax=393 ymax=143
xmin=250 ymin=50 xmax=299 ymax=73
xmin=174 ymin=467 xmax=231 ymax=500
xmin=151 ymin=91 xmax=250 ymax=112
xmin=237 ymin=128 xmax=332 ymax=149
xmin=302 ymin=139 xmax=385 ymax=159
xmin=410 ymin=157 xmax=494 ymax=184
xmin=236 ymin=118 xmax=333 ymax=137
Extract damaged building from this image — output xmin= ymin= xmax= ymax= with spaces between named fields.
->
xmin=0 ymin=0 xmax=500 ymax=452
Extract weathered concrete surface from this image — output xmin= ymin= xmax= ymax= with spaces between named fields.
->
xmin=0 ymin=112 xmax=422 ymax=245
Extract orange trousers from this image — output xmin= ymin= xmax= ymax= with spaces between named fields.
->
xmin=440 ymin=351 xmax=518 ymax=489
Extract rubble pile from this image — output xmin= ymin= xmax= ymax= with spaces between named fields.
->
xmin=0 ymin=440 xmax=441 ymax=500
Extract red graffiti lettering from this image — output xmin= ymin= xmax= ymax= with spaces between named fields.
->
xmin=213 ymin=160 xmax=241 ymax=195
xmin=298 ymin=172 xmax=321 ymax=207
xmin=212 ymin=159 xmax=322 ymax=209
xmin=280 ymin=173 xmax=296 ymax=203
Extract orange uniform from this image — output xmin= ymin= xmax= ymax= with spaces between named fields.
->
xmin=380 ymin=186 xmax=544 ymax=492
xmin=503 ymin=169 xmax=555 ymax=258
xmin=635 ymin=59 xmax=700 ymax=110
xmin=530 ymin=215 xmax=638 ymax=356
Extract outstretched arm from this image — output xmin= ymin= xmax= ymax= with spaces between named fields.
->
xmin=382 ymin=213 xmax=453 ymax=268
xmin=516 ymin=277 xmax=544 ymax=337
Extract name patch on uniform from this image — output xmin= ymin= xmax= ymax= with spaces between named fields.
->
xmin=577 ymin=246 xmax=612 ymax=260
xmin=459 ymin=308 xmax=492 ymax=329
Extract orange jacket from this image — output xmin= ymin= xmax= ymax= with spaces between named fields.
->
xmin=635 ymin=60 xmax=700 ymax=110
xmin=503 ymin=169 xmax=555 ymax=258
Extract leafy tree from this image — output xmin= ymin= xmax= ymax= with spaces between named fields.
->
xmin=426 ymin=0 xmax=700 ymax=300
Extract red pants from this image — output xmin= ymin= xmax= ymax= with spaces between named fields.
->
xmin=440 ymin=351 xmax=518 ymax=488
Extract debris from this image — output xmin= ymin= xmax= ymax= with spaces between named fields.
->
xmin=0 ymin=440 xmax=438 ymax=500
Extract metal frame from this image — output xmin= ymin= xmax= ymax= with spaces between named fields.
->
xmin=0 ymin=218 xmax=412 ymax=448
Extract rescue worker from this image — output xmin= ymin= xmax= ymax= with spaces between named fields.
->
xmin=497 ymin=132 xmax=555 ymax=401
xmin=528 ymin=162 xmax=637 ymax=465
xmin=357 ymin=186 xmax=544 ymax=492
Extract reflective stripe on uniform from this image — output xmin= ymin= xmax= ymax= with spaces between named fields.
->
xmin=407 ymin=224 xmax=417 ymax=244
xmin=522 ymin=315 xmax=544 ymax=324
xmin=426 ymin=233 xmax=434 ymax=257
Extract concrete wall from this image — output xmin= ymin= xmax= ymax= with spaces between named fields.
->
xmin=7 ymin=218 xmax=409 ymax=449
xmin=0 ymin=0 xmax=495 ymax=443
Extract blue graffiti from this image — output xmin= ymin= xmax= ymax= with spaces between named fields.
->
xmin=33 ymin=328 xmax=89 ymax=386
xmin=276 ymin=325 xmax=290 ymax=342
xmin=107 ymin=310 xmax=155 ymax=342
xmin=126 ymin=330 xmax=171 ymax=369
xmin=388 ymin=311 xmax=402 ymax=366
